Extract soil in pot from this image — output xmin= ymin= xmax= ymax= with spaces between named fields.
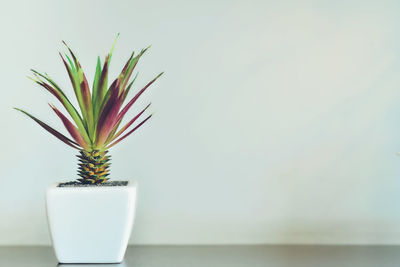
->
xmin=58 ymin=181 xmax=129 ymax=187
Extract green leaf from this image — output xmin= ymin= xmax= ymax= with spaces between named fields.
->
xmin=94 ymin=35 xmax=119 ymax=118
xmin=60 ymin=51 xmax=93 ymax=140
xmin=122 ymin=72 xmax=138 ymax=103
xmin=92 ymin=56 xmax=102 ymax=119
xmin=30 ymin=69 xmax=91 ymax=145
xmin=49 ymin=104 xmax=89 ymax=149
xmin=60 ymin=54 xmax=86 ymax=120
xmin=61 ymin=42 xmax=93 ymax=126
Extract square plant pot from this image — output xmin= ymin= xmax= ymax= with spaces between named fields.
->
xmin=46 ymin=181 xmax=137 ymax=263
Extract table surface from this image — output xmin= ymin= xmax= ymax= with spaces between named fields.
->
xmin=1 ymin=245 xmax=400 ymax=267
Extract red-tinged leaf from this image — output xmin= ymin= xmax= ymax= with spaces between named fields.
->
xmin=119 ymin=53 xmax=134 ymax=79
xmin=61 ymin=44 xmax=92 ymax=111
xmin=70 ymin=53 xmax=92 ymax=116
xmin=30 ymin=69 xmax=92 ymax=146
xmin=97 ymin=34 xmax=119 ymax=102
xmin=120 ymin=47 xmax=149 ymax=92
xmin=62 ymin=41 xmax=78 ymax=65
xmin=122 ymin=73 xmax=138 ymax=103
xmin=79 ymin=72 xmax=93 ymax=135
xmin=36 ymin=80 xmax=64 ymax=103
xmin=59 ymin=53 xmax=80 ymax=96
xmin=106 ymin=114 xmax=153 ymax=149
xmin=97 ymin=54 xmax=110 ymax=101
xmin=116 ymin=52 xmax=134 ymax=95
xmin=116 ymin=72 xmax=163 ymax=123
xmin=117 ymin=47 xmax=148 ymax=98
xmin=80 ymin=73 xmax=91 ymax=111
xmin=49 ymin=104 xmax=89 ymax=149
xmin=107 ymin=103 xmax=151 ymax=144
xmin=60 ymin=52 xmax=92 ymax=129
xmin=95 ymin=80 xmax=123 ymax=145
xmin=94 ymin=35 xmax=119 ymax=122
xmin=14 ymin=108 xmax=80 ymax=149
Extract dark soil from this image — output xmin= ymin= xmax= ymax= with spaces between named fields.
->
xmin=58 ymin=181 xmax=129 ymax=187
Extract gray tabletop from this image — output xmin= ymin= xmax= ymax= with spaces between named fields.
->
xmin=1 ymin=245 xmax=400 ymax=267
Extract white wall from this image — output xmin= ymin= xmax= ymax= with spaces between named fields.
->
xmin=1 ymin=0 xmax=400 ymax=245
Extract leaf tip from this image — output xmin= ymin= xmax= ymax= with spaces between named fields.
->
xmin=157 ymin=72 xmax=165 ymax=79
xmin=110 ymin=33 xmax=120 ymax=54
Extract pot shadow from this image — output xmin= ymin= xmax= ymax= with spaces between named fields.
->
xmin=57 ymin=262 xmax=126 ymax=267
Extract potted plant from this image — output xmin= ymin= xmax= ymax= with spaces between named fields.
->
xmin=15 ymin=36 xmax=163 ymax=263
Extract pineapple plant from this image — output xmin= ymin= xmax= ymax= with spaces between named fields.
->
xmin=16 ymin=36 xmax=163 ymax=184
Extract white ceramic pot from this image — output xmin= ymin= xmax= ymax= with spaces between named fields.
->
xmin=46 ymin=181 xmax=137 ymax=264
